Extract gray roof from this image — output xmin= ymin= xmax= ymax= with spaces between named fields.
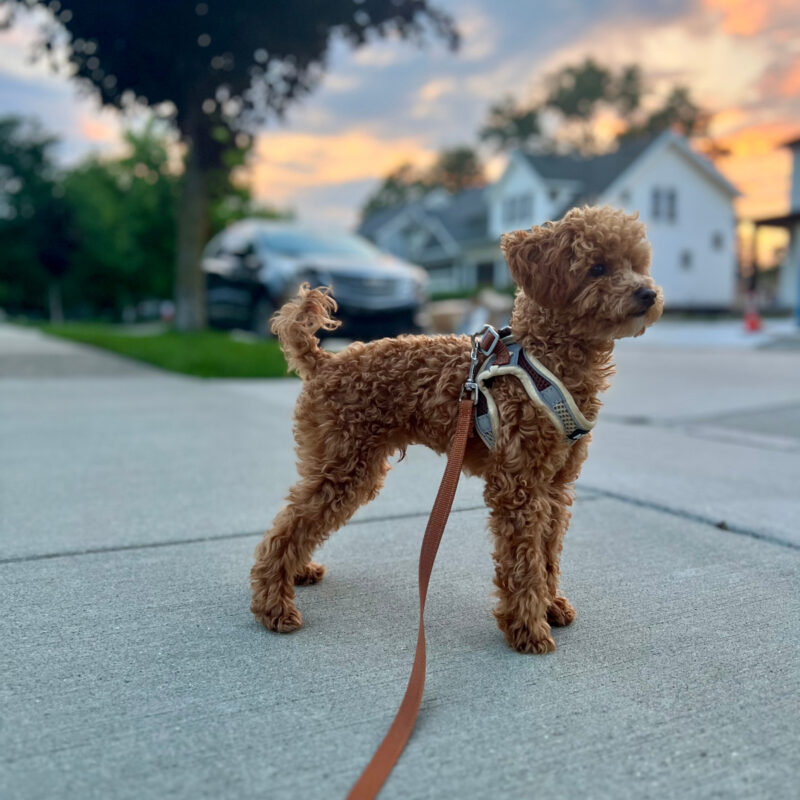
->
xmin=358 ymin=186 xmax=489 ymax=246
xmin=429 ymin=186 xmax=488 ymax=244
xmin=357 ymin=201 xmax=410 ymax=240
xmin=521 ymin=135 xmax=657 ymax=202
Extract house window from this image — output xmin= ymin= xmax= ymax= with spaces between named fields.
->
xmin=503 ymin=193 xmax=534 ymax=224
xmin=651 ymin=187 xmax=661 ymax=219
xmin=476 ymin=261 xmax=495 ymax=286
xmin=651 ymin=187 xmax=677 ymax=222
xmin=680 ymin=250 xmax=693 ymax=270
xmin=711 ymin=231 xmax=724 ymax=250
xmin=666 ymin=189 xmax=677 ymax=222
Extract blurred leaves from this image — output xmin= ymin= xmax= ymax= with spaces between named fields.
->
xmin=0 ymin=115 xmax=286 ymax=318
xmin=0 ymin=117 xmax=63 ymax=312
xmin=362 ymin=146 xmax=485 ymax=217
xmin=480 ymin=58 xmax=711 ymax=155
xmin=3 ymin=0 xmax=458 ymax=136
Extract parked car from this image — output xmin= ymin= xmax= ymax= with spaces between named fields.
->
xmin=202 ymin=220 xmax=428 ymax=339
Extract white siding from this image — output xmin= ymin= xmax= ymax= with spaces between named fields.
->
xmin=489 ymin=156 xmax=557 ymax=239
xmin=605 ymin=144 xmax=737 ymax=309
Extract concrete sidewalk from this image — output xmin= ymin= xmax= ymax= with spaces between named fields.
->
xmin=2 ymin=324 xmax=799 ymax=799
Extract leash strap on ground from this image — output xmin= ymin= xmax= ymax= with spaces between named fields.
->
xmin=346 ymin=397 xmax=475 ymax=800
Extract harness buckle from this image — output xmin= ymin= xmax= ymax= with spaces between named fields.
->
xmin=475 ymin=324 xmax=500 ymax=357
xmin=460 ymin=379 xmax=479 ymax=404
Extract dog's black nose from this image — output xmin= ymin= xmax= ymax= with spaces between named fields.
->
xmin=634 ymin=287 xmax=657 ymax=308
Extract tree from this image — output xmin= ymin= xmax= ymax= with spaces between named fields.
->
xmin=428 ymin=146 xmax=485 ymax=193
xmin=360 ymin=146 xmax=485 ymax=219
xmin=630 ymin=86 xmax=709 ymax=139
xmin=544 ymin=58 xmax=614 ymax=121
xmin=0 ymin=114 xmax=287 ymax=318
xmin=61 ymin=122 xmax=179 ymax=317
xmin=480 ymin=96 xmax=542 ymax=152
xmin=0 ymin=116 xmax=69 ymax=318
xmin=3 ymin=0 xmax=458 ymax=329
xmin=361 ymin=163 xmax=429 ymax=219
xmin=480 ymin=59 xmax=709 ymax=156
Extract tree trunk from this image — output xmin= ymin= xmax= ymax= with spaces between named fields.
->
xmin=174 ymin=119 xmax=210 ymax=331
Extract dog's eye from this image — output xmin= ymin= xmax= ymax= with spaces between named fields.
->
xmin=589 ymin=263 xmax=607 ymax=277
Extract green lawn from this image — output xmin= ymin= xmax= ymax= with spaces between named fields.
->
xmin=41 ymin=323 xmax=291 ymax=378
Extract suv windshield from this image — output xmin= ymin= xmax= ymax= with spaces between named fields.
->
xmin=258 ymin=228 xmax=379 ymax=258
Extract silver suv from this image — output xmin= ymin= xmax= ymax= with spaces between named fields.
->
xmin=203 ymin=220 xmax=428 ymax=339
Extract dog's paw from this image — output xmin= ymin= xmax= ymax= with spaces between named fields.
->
xmin=251 ymin=595 xmax=303 ymax=633
xmin=294 ymin=562 xmax=326 ymax=585
xmin=501 ymin=619 xmax=556 ymax=654
xmin=547 ymin=596 xmax=576 ymax=627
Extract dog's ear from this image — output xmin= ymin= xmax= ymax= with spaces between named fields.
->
xmin=500 ymin=225 xmax=568 ymax=308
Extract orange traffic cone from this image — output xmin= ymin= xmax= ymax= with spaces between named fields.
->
xmin=743 ymin=292 xmax=762 ymax=332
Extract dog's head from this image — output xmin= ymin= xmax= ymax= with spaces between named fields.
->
xmin=501 ymin=206 xmax=663 ymax=341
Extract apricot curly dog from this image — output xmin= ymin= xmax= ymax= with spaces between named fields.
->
xmin=250 ymin=206 xmax=663 ymax=654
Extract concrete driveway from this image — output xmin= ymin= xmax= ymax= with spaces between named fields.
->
xmin=2 ymin=324 xmax=799 ymax=799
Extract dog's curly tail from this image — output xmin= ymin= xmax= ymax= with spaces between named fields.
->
xmin=270 ymin=283 xmax=341 ymax=380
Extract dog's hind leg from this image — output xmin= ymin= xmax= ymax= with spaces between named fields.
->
xmin=250 ymin=448 xmax=390 ymax=632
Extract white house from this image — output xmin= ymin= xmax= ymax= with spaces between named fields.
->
xmin=359 ymin=131 xmax=740 ymax=309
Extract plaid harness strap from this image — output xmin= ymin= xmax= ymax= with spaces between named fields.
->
xmin=473 ymin=325 xmax=594 ymax=449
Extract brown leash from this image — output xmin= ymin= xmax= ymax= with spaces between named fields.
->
xmin=346 ymin=397 xmax=475 ymax=799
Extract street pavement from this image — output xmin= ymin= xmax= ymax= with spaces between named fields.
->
xmin=1 ymin=323 xmax=799 ymax=799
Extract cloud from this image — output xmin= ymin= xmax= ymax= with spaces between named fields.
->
xmin=249 ymin=128 xmax=436 ymax=225
xmin=534 ymin=10 xmax=773 ymax=109
xmin=456 ymin=5 xmax=498 ymax=62
xmin=702 ymin=0 xmax=800 ymax=36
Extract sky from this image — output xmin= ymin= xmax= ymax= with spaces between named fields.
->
xmin=1 ymin=0 xmax=799 ymax=260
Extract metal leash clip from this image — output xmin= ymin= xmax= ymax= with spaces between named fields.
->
xmin=460 ymin=331 xmax=482 ymax=404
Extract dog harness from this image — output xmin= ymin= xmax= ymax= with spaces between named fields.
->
xmin=469 ymin=325 xmax=595 ymax=449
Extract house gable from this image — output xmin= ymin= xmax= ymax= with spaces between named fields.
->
xmin=372 ymin=205 xmax=460 ymax=265
xmin=601 ymin=131 xmax=738 ymax=207
xmin=488 ymin=151 xmax=553 ymax=238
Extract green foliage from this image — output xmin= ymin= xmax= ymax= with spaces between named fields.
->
xmin=545 ymin=58 xmax=614 ymax=121
xmin=0 ymin=117 xmax=63 ymax=313
xmin=41 ymin=323 xmax=290 ymax=378
xmin=0 ymin=114 xmax=288 ymax=318
xmin=624 ymin=86 xmax=709 ymax=140
xmin=480 ymin=58 xmax=709 ymax=156
xmin=61 ymin=122 xmax=178 ymax=316
xmin=480 ymin=96 xmax=541 ymax=152
xmin=361 ymin=146 xmax=485 ymax=218
xmin=361 ymin=163 xmax=429 ymax=219
xmin=5 ymin=0 xmax=458 ymax=138
xmin=428 ymin=146 xmax=485 ymax=193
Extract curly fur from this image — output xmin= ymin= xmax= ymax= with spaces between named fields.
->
xmin=250 ymin=206 xmax=663 ymax=653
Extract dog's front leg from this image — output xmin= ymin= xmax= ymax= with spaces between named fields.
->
xmin=485 ymin=474 xmax=556 ymax=654
xmin=544 ymin=494 xmax=577 ymax=628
